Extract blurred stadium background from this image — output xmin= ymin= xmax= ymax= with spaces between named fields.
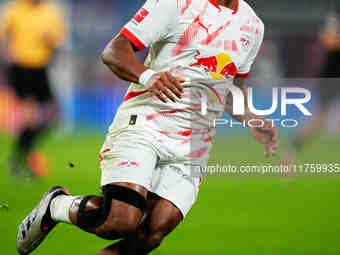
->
xmin=1 ymin=0 xmax=340 ymax=254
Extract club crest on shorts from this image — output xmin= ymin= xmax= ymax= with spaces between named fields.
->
xmin=129 ymin=115 xmax=137 ymax=125
xmin=118 ymin=160 xmax=140 ymax=168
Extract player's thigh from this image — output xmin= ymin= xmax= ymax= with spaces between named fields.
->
xmin=138 ymin=195 xmax=183 ymax=252
xmin=146 ymin=195 xmax=182 ymax=236
xmin=94 ymin=182 xmax=148 ymax=238
xmin=151 ymin=163 xmax=201 ymax=218
xmin=136 ymin=164 xmax=202 ymax=252
xmin=97 ymin=133 xmax=158 ymax=236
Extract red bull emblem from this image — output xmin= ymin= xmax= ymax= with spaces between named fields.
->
xmin=118 ymin=160 xmax=140 ymax=168
xmin=190 ymin=51 xmax=237 ymax=79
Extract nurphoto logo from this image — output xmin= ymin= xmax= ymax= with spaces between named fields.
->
xmin=200 ymin=82 xmax=312 ymax=128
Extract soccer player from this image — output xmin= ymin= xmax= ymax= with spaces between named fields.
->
xmin=282 ymin=9 xmax=340 ymax=166
xmin=17 ymin=0 xmax=278 ymax=254
xmin=0 ymin=0 xmax=66 ymax=176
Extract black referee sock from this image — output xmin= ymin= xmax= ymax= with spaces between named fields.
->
xmin=18 ymin=128 xmax=39 ymax=153
xmin=13 ymin=126 xmax=44 ymax=164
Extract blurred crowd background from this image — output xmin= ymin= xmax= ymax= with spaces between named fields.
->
xmin=0 ymin=0 xmax=339 ymax=134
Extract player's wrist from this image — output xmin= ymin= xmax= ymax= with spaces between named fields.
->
xmin=139 ymin=69 xmax=157 ymax=88
xmin=244 ymin=112 xmax=263 ymax=128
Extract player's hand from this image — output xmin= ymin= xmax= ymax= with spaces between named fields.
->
xmin=146 ymin=72 xmax=184 ymax=103
xmin=250 ymin=119 xmax=279 ymax=158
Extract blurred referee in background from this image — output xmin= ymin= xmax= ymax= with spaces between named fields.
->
xmin=0 ymin=0 xmax=66 ymax=177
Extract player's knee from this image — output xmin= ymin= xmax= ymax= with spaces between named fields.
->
xmin=78 ymin=185 xmax=146 ymax=239
xmin=101 ymin=184 xmax=146 ymax=236
xmin=76 ymin=195 xmax=106 ymax=230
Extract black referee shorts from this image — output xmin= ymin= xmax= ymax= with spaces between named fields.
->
xmin=7 ymin=65 xmax=54 ymax=104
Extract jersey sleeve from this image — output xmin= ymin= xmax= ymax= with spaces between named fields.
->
xmin=236 ymin=21 xmax=264 ymax=78
xmin=120 ymin=0 xmax=181 ymax=51
xmin=47 ymin=5 xmax=67 ymax=48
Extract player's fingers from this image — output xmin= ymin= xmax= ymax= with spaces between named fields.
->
xmin=264 ymin=143 xmax=270 ymax=159
xmin=163 ymin=78 xmax=182 ymax=99
xmin=164 ymin=72 xmax=184 ymax=96
xmin=271 ymin=135 xmax=279 ymax=150
xmin=152 ymin=83 xmax=168 ymax=103
xmin=166 ymin=72 xmax=184 ymax=92
xmin=271 ymin=143 xmax=277 ymax=157
xmin=158 ymin=81 xmax=177 ymax=103
xmin=271 ymin=128 xmax=279 ymax=144
xmin=270 ymin=128 xmax=279 ymax=156
xmin=168 ymin=85 xmax=182 ymax=99
xmin=159 ymin=74 xmax=180 ymax=101
xmin=153 ymin=89 xmax=168 ymax=103
xmin=176 ymin=77 xmax=186 ymax=83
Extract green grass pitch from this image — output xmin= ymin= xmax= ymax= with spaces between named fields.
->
xmin=1 ymin=133 xmax=340 ymax=255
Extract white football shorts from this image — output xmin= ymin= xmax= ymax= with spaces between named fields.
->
xmin=99 ymin=112 xmax=203 ymax=217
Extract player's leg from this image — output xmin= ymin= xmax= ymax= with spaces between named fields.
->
xmin=95 ymin=164 xmax=201 ymax=255
xmin=16 ymin=137 xmax=157 ymax=254
xmin=16 ymin=182 xmax=148 ymax=254
xmin=69 ymin=140 xmax=158 ymax=239
xmin=96 ymin=193 xmax=183 ymax=255
xmin=65 ymin=182 xmax=148 ymax=239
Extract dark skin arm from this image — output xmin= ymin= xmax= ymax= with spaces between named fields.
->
xmin=101 ymin=34 xmax=184 ymax=103
xmin=101 ymin=34 xmax=147 ymax=83
xmin=225 ymin=78 xmax=279 ymax=158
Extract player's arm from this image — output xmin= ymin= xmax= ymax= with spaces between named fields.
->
xmin=102 ymin=34 xmax=148 ymax=84
xmin=225 ymin=20 xmax=278 ymax=158
xmin=225 ymin=78 xmax=278 ymax=158
xmin=101 ymin=0 xmax=184 ymax=103
xmin=224 ymin=78 xmax=248 ymax=123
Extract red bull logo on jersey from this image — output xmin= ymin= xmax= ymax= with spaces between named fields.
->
xmin=118 ymin=160 xmax=140 ymax=168
xmin=190 ymin=51 xmax=237 ymax=79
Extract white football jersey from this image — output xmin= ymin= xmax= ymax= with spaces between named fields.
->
xmin=110 ymin=0 xmax=264 ymax=165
